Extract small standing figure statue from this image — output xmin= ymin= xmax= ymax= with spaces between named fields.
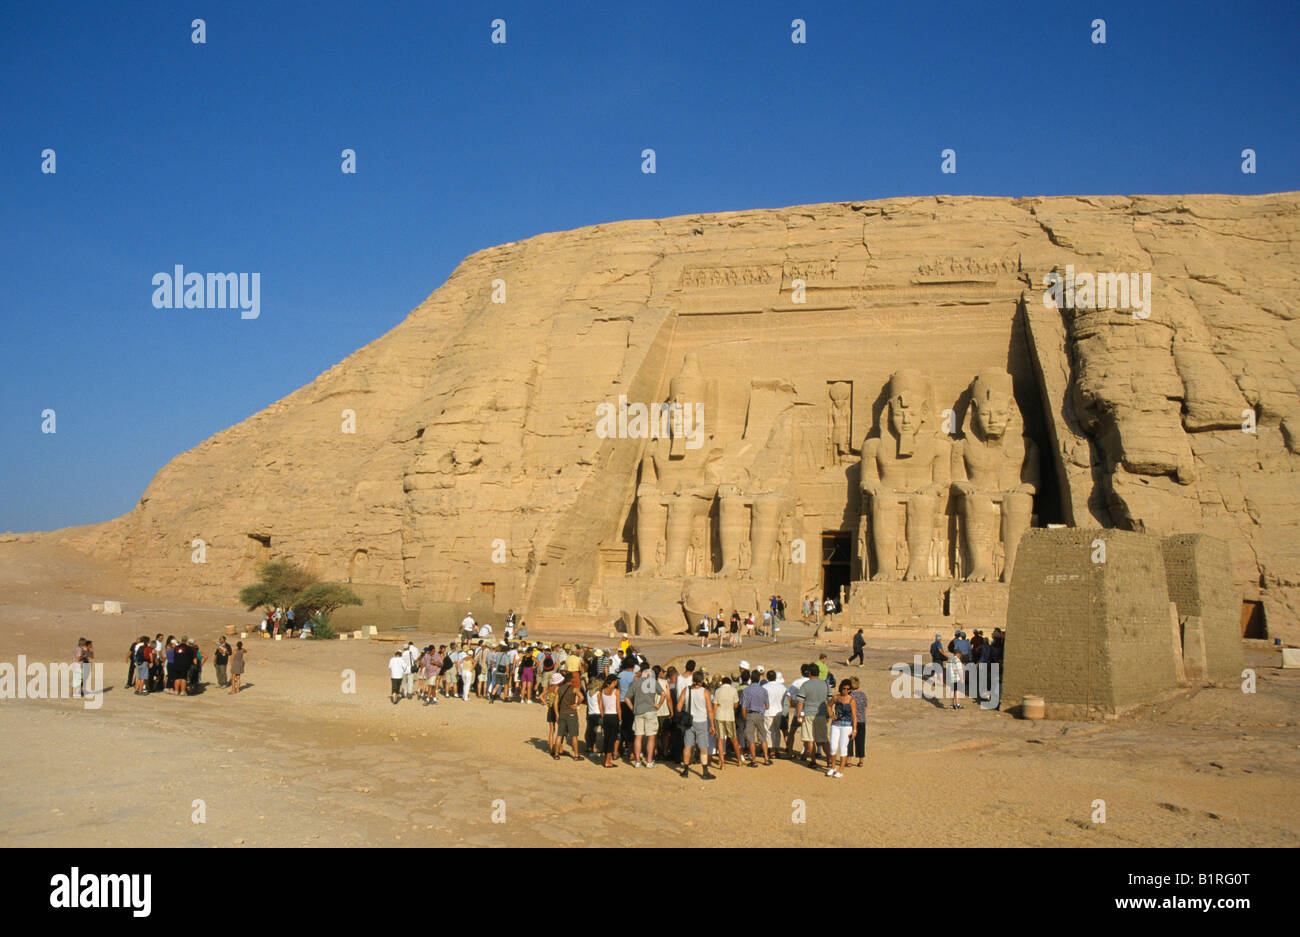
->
xmin=827 ymin=382 xmax=853 ymax=466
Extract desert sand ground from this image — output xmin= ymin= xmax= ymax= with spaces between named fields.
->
xmin=0 ymin=541 xmax=1296 ymax=848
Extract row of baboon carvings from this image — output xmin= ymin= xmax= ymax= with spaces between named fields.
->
xmin=632 ymin=366 xmax=1039 ymax=586
xmin=676 ymin=257 xmax=1019 ymax=288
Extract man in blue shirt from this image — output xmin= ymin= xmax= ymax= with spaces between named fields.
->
xmin=617 ymin=658 xmax=638 ymax=758
xmin=741 ymin=675 xmax=771 ymax=765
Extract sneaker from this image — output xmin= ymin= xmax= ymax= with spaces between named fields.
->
xmin=646 ymin=761 xmax=656 ymax=768
xmin=633 ymin=761 xmax=643 ymax=768
xmin=680 ymin=769 xmax=690 ymax=778
xmin=833 ymin=771 xmax=844 ymax=778
xmin=826 ymin=768 xmax=835 ymax=777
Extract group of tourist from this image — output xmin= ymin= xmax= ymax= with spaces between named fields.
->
xmin=125 ymin=635 xmax=246 ymax=696
xmin=259 ymin=606 xmax=314 ymax=639
xmin=696 ymin=610 xmax=761 ymax=647
xmin=457 ymin=610 xmax=528 ymax=646
xmin=538 ymin=651 xmax=868 ymax=779
xmin=929 ymin=627 xmax=1004 ymax=708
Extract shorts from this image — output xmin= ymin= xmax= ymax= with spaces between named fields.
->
xmin=556 ymin=713 xmax=579 ymax=740
xmin=716 ymin=719 xmax=737 ymax=740
xmin=745 ymin=711 xmax=766 ymax=742
xmin=682 ymin=722 xmax=710 ymax=750
xmin=390 ymin=678 xmax=402 ymax=694
xmin=633 ymin=711 xmax=658 ymax=737
xmin=830 ymin=722 xmax=853 ymax=757
xmin=800 ymin=713 xmax=829 ymax=744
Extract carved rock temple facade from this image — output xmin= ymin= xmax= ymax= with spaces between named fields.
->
xmin=51 ymin=195 xmax=1300 ymax=642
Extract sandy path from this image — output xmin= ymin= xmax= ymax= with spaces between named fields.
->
xmin=1 ymin=543 xmax=1296 ymax=847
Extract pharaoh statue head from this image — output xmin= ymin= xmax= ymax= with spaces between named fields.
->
xmin=967 ymin=369 xmax=1018 ymax=442
xmin=886 ymin=369 xmax=933 ymax=457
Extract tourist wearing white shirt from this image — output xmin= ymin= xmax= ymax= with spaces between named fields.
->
xmin=388 ymin=652 xmax=409 ymax=705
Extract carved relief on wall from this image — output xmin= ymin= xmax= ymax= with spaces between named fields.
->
xmin=826 ymin=381 xmax=853 ymax=467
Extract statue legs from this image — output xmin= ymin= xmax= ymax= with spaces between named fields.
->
xmin=634 ymin=495 xmax=666 ymax=575
xmin=749 ymin=493 xmax=783 ymax=582
xmin=902 ymin=493 xmax=936 ymax=581
xmin=867 ymin=495 xmax=897 ymax=581
xmin=960 ymin=492 xmax=997 ymax=582
xmin=717 ymin=487 xmax=747 ymax=578
xmin=1000 ymin=490 xmax=1033 ymax=582
xmin=663 ymin=490 xmax=712 ymax=578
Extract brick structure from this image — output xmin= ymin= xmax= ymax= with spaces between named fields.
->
xmin=1002 ymin=528 xmax=1181 ymax=719
xmin=1161 ymin=533 xmax=1245 ymax=685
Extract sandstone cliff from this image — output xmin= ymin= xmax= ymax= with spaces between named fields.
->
xmin=47 ymin=194 xmax=1300 ymax=641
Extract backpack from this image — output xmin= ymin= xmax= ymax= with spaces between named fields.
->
xmin=674 ymin=687 xmax=694 ymax=729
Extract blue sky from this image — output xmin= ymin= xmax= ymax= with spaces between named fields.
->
xmin=2 ymin=0 xmax=1297 ymax=532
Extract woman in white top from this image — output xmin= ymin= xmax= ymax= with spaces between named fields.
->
xmin=599 ymin=676 xmax=622 ymax=767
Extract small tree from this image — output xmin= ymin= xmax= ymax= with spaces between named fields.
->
xmin=238 ymin=560 xmax=316 ymax=612
xmin=296 ymin=582 xmax=362 ymax=619
xmin=237 ymin=561 xmax=362 ymax=640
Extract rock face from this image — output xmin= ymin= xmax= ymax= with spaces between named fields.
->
xmin=50 ymin=194 xmax=1300 ymax=642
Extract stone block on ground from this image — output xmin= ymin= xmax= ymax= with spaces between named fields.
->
xmin=1002 ymin=528 xmax=1182 ymax=719
xmin=1181 ymin=616 xmax=1209 ymax=682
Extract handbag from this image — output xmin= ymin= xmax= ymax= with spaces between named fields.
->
xmin=674 ymin=687 xmax=694 ymax=729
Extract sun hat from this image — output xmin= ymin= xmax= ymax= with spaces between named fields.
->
xmin=550 ymin=673 xmax=565 ymax=685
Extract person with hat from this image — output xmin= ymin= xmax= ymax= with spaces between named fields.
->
xmin=542 ymin=672 xmax=563 ymax=751
xmin=458 ymin=648 xmax=475 ymax=701
xmin=460 ymin=612 xmax=476 ymax=647
xmin=553 ymin=671 xmax=584 ymax=760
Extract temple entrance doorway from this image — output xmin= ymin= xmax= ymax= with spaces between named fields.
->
xmin=821 ymin=531 xmax=852 ymax=609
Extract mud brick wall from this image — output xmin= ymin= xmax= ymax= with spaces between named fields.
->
xmin=1162 ymin=533 xmax=1245 ymax=684
xmin=1003 ymin=528 xmax=1179 ymax=716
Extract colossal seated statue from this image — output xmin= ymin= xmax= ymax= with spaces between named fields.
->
xmin=633 ymin=352 xmax=720 ymax=576
xmin=952 ymin=369 xmax=1039 ymax=582
xmin=860 ymin=370 xmax=951 ymax=581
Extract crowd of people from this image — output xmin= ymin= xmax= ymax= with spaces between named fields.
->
xmin=124 ymin=635 xmax=246 ymax=696
xmin=383 ymin=632 xmax=869 ymax=779
xmin=928 ymin=627 xmax=1004 ymax=708
xmin=258 ymin=606 xmax=316 ymax=639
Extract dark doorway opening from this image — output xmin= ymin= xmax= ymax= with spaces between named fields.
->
xmin=822 ymin=532 xmax=852 ymax=609
xmin=1241 ymin=600 xmax=1267 ymax=639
